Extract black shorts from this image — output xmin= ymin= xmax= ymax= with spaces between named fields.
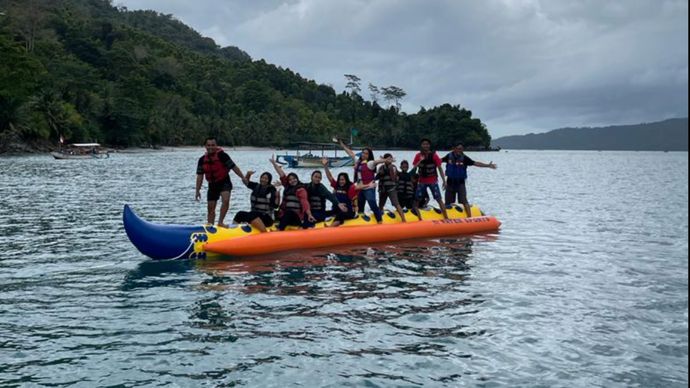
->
xmin=233 ymin=211 xmax=274 ymax=227
xmin=399 ymin=197 xmax=415 ymax=209
xmin=207 ymin=180 xmax=232 ymax=201
xmin=446 ymin=179 xmax=468 ymax=204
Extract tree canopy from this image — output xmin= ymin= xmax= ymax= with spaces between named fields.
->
xmin=0 ymin=0 xmax=493 ymax=151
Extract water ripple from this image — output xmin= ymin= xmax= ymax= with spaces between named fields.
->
xmin=0 ymin=150 xmax=687 ymax=387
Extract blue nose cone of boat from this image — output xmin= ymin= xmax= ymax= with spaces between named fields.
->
xmin=123 ymin=205 xmax=204 ymax=260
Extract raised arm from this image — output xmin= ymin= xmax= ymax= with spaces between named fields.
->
xmin=269 ymin=155 xmax=287 ymax=178
xmin=375 ymin=155 xmax=395 ymax=168
xmin=243 ymin=170 xmax=255 ymax=187
xmin=322 ymin=158 xmax=336 ymax=184
xmin=372 ymin=157 xmax=389 ymax=168
xmin=338 ymin=139 xmax=357 ymax=160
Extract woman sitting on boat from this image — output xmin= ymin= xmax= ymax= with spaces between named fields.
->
xmin=233 ymin=171 xmax=279 ymax=233
xmin=336 ymin=139 xmax=386 ymax=224
xmin=322 ymin=160 xmax=372 ymax=227
xmin=270 ymin=156 xmax=316 ymax=230
xmin=304 ymin=169 xmax=349 ymax=228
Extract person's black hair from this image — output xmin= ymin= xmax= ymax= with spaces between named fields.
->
xmin=311 ymin=170 xmax=322 ymax=179
xmin=400 ymin=160 xmax=409 ymax=167
xmin=204 ymin=136 xmax=217 ymax=144
xmin=420 ymin=138 xmax=435 ymax=153
xmin=260 ymin=172 xmax=273 ymax=184
xmin=455 ymin=142 xmax=464 ymax=149
xmin=337 ymin=172 xmax=352 ymax=188
xmin=361 ymin=147 xmax=375 ymax=162
xmin=287 ymin=172 xmax=300 ymax=184
xmin=383 ymin=153 xmax=392 ymax=159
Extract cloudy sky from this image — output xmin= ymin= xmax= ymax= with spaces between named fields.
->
xmin=115 ymin=0 xmax=688 ymax=137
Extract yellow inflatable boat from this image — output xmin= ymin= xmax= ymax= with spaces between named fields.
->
xmin=123 ymin=205 xmax=500 ymax=260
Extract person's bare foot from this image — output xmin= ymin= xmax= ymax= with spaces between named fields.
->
xmin=217 ymin=223 xmax=229 ymax=228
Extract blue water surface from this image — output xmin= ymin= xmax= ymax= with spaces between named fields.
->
xmin=0 ymin=149 xmax=687 ymax=387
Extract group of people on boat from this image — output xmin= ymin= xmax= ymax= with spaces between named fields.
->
xmin=195 ymin=137 xmax=497 ymax=232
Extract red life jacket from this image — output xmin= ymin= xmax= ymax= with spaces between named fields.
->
xmin=202 ymin=149 xmax=230 ymax=183
xmin=355 ymin=160 xmax=376 ymax=184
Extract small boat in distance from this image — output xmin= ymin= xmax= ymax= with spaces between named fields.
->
xmin=51 ymin=143 xmax=111 ymax=160
xmin=276 ymin=142 xmax=354 ymax=168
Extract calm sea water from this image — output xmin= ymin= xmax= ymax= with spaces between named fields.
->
xmin=0 ymin=149 xmax=687 ymax=387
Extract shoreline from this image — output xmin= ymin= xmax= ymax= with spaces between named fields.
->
xmin=0 ymin=145 xmax=276 ymax=156
xmin=3 ymin=147 xmax=686 ymax=157
xmin=115 ymin=146 xmax=274 ymax=153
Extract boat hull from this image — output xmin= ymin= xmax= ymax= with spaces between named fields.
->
xmin=276 ymin=154 xmax=353 ymax=168
xmin=205 ymin=217 xmax=500 ymax=257
xmin=123 ymin=205 xmax=500 ymax=260
xmin=51 ymin=152 xmax=109 ymax=160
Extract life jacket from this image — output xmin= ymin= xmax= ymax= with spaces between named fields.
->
xmin=445 ymin=152 xmax=468 ymax=181
xmin=377 ymin=164 xmax=397 ymax=192
xmin=283 ymin=183 xmax=305 ymax=215
xmin=397 ymin=171 xmax=415 ymax=200
xmin=250 ymin=185 xmax=275 ymax=217
xmin=335 ymin=183 xmax=354 ymax=212
xmin=307 ymin=183 xmax=326 ymax=212
xmin=418 ymin=152 xmax=438 ymax=178
xmin=354 ymin=160 xmax=376 ymax=184
xmin=202 ymin=149 xmax=230 ymax=183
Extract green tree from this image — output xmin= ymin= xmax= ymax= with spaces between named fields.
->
xmin=0 ymin=35 xmax=44 ymax=131
xmin=381 ymin=85 xmax=406 ymax=112
xmin=0 ymin=0 xmax=493 ymax=151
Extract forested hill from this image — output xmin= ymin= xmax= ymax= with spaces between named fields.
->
xmin=0 ymin=0 xmax=491 ymax=152
xmin=492 ymin=118 xmax=689 ymax=151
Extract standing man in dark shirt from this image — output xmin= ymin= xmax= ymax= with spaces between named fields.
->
xmin=195 ymin=137 xmax=245 ymax=227
xmin=442 ymin=143 xmax=497 ymax=217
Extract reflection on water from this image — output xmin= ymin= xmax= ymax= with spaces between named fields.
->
xmin=197 ymin=237 xmax=477 ymax=288
xmin=122 ymin=260 xmax=197 ymax=291
xmin=168 ymin=238 xmax=486 ymax=385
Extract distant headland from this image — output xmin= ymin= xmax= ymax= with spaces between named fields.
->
xmin=492 ymin=118 xmax=688 ymax=151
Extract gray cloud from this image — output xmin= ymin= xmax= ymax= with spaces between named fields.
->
xmin=116 ymin=0 xmax=688 ymax=137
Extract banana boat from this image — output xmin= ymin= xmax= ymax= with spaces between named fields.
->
xmin=123 ymin=204 xmax=500 ymax=260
